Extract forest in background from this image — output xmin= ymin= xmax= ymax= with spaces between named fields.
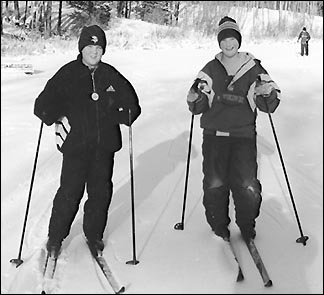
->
xmin=1 ymin=1 xmax=323 ymax=56
xmin=2 ymin=1 xmax=323 ymax=36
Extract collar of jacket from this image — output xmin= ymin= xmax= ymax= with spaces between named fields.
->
xmin=76 ymin=53 xmax=103 ymax=76
xmin=215 ymin=52 xmax=258 ymax=111
xmin=215 ymin=52 xmax=256 ymax=85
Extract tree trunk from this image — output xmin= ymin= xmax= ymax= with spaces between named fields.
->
xmin=14 ymin=1 xmax=20 ymax=23
xmin=24 ymin=1 xmax=28 ymax=26
xmin=1 ymin=1 xmax=3 ymax=35
xmin=57 ymin=0 xmax=62 ymax=36
xmin=125 ymin=1 xmax=129 ymax=18
xmin=88 ymin=1 xmax=93 ymax=17
xmin=117 ymin=1 xmax=124 ymax=17
xmin=174 ymin=1 xmax=180 ymax=25
xmin=39 ymin=1 xmax=44 ymax=33
xmin=45 ymin=1 xmax=52 ymax=38
xmin=128 ymin=1 xmax=132 ymax=18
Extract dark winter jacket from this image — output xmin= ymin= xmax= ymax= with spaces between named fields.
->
xmin=298 ymin=30 xmax=311 ymax=44
xmin=187 ymin=52 xmax=280 ymax=138
xmin=34 ymin=54 xmax=141 ymax=154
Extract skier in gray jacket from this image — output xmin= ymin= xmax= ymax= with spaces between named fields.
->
xmin=187 ymin=16 xmax=281 ymax=242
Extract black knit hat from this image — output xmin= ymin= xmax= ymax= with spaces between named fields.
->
xmin=78 ymin=25 xmax=107 ymax=54
xmin=217 ymin=16 xmax=242 ymax=48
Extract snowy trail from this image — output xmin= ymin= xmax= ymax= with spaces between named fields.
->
xmin=2 ymin=42 xmax=322 ymax=294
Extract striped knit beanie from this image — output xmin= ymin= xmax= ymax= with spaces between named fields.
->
xmin=217 ymin=16 xmax=242 ymax=48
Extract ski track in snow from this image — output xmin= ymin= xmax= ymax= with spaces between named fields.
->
xmin=1 ymin=41 xmax=323 ymax=293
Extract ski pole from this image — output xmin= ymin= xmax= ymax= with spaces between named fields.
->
xmin=126 ymin=109 xmax=139 ymax=265
xmin=263 ymin=98 xmax=309 ymax=246
xmin=10 ymin=121 xmax=44 ymax=267
xmin=174 ymin=113 xmax=195 ymax=230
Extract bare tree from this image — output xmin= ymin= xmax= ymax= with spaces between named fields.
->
xmin=1 ymin=1 xmax=3 ymax=35
xmin=174 ymin=1 xmax=180 ymax=25
xmin=88 ymin=0 xmax=94 ymax=16
xmin=23 ymin=1 xmax=28 ymax=26
xmin=57 ymin=0 xmax=63 ymax=36
xmin=125 ymin=1 xmax=131 ymax=18
xmin=45 ymin=1 xmax=52 ymax=37
xmin=14 ymin=1 xmax=20 ymax=24
xmin=117 ymin=1 xmax=125 ymax=17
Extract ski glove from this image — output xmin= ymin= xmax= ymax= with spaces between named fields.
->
xmin=187 ymin=79 xmax=210 ymax=114
xmin=255 ymin=89 xmax=279 ymax=113
xmin=254 ymin=75 xmax=280 ymax=113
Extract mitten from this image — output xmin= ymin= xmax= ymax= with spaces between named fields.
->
xmin=255 ymin=81 xmax=273 ymax=97
xmin=256 ymin=89 xmax=280 ymax=113
xmin=187 ymin=79 xmax=210 ymax=114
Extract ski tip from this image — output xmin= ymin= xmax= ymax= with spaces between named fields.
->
xmin=265 ymin=280 xmax=273 ymax=287
xmin=116 ymin=286 xmax=125 ymax=293
xmin=41 ymin=291 xmax=46 ymax=294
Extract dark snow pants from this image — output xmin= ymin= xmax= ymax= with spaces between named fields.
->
xmin=301 ymin=42 xmax=309 ymax=56
xmin=48 ymin=147 xmax=114 ymax=243
xmin=202 ymin=135 xmax=262 ymax=239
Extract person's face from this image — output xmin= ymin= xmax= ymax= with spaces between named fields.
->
xmin=220 ymin=37 xmax=239 ymax=58
xmin=82 ymin=45 xmax=103 ymax=68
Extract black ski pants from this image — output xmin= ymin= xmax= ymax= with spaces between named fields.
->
xmin=202 ymin=135 xmax=262 ymax=238
xmin=301 ymin=42 xmax=309 ymax=56
xmin=48 ymin=147 xmax=114 ymax=243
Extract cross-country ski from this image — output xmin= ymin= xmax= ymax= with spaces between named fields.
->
xmin=87 ymin=242 xmax=125 ymax=294
xmin=225 ymin=238 xmax=244 ymax=282
xmin=40 ymin=249 xmax=59 ymax=294
xmin=244 ymin=238 xmax=273 ymax=287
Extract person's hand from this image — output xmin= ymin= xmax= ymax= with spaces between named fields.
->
xmin=187 ymin=79 xmax=210 ymax=102
xmin=187 ymin=88 xmax=209 ymax=114
xmin=255 ymin=82 xmax=273 ymax=97
xmin=187 ymin=88 xmax=200 ymax=102
xmin=197 ymin=81 xmax=211 ymax=94
xmin=256 ymin=89 xmax=279 ymax=113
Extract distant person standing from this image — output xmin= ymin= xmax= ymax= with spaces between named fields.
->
xmin=297 ymin=27 xmax=311 ymax=56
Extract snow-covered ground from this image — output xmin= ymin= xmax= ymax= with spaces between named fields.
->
xmin=1 ymin=37 xmax=323 ymax=294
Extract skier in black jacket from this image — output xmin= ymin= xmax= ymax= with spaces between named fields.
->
xmin=34 ymin=25 xmax=141 ymax=258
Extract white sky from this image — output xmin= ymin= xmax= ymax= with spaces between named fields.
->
xmin=1 ymin=18 xmax=323 ymax=294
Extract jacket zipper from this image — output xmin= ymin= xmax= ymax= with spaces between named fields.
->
xmin=90 ymin=69 xmax=100 ymax=145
